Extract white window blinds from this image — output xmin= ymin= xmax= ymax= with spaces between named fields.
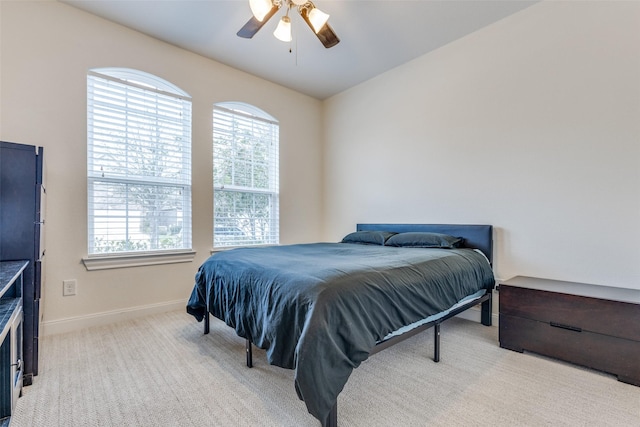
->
xmin=87 ymin=69 xmax=192 ymax=255
xmin=213 ymin=104 xmax=279 ymax=247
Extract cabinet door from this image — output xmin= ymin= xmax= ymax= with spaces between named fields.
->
xmin=0 ymin=142 xmax=37 ymax=262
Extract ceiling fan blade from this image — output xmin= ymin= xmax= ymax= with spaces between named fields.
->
xmin=299 ymin=8 xmax=340 ymax=48
xmin=314 ymin=23 xmax=340 ymax=49
xmin=237 ymin=5 xmax=279 ymax=39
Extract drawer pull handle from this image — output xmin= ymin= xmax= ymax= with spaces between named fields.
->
xmin=550 ymin=321 xmax=582 ymax=332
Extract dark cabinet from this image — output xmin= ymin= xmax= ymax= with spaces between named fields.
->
xmin=0 ymin=141 xmax=45 ymax=386
xmin=499 ymin=276 xmax=640 ymax=386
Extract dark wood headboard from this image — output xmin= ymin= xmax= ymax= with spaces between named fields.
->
xmin=356 ymin=223 xmax=493 ymax=264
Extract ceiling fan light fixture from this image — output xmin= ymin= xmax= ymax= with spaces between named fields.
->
xmin=238 ymin=0 xmax=339 ymax=48
xmin=273 ymin=15 xmax=292 ymax=42
xmin=249 ymin=0 xmax=273 ymax=22
xmin=307 ymin=7 xmax=329 ymax=33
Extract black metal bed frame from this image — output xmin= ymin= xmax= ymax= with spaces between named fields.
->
xmin=238 ymin=291 xmax=492 ymax=427
xmin=201 ymin=224 xmax=494 ymax=427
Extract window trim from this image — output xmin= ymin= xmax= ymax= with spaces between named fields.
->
xmin=82 ymin=250 xmax=196 ymax=271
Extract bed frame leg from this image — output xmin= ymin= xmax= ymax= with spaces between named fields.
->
xmin=434 ymin=322 xmax=441 ymax=363
xmin=481 ymin=291 xmax=493 ymax=326
xmin=322 ymin=402 xmax=338 ymax=427
xmin=204 ymin=312 xmax=210 ymax=335
xmin=246 ymin=339 xmax=253 ymax=368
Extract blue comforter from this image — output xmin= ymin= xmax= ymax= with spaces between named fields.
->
xmin=186 ymin=243 xmax=494 ymax=425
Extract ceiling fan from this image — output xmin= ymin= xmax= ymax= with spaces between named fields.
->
xmin=237 ymin=0 xmax=340 ymax=49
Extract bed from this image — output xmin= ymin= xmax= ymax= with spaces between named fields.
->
xmin=186 ymin=223 xmax=495 ymax=427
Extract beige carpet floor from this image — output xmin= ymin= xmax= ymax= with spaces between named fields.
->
xmin=11 ymin=311 xmax=640 ymax=426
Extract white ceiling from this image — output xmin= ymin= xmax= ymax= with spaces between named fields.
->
xmin=61 ymin=0 xmax=537 ymax=100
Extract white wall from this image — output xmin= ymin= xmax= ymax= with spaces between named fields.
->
xmin=323 ymin=1 xmax=640 ymax=289
xmin=0 ymin=1 xmax=324 ymax=332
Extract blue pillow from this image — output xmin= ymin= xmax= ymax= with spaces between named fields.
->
xmin=341 ymin=231 xmax=397 ymax=246
xmin=384 ymin=232 xmax=463 ymax=248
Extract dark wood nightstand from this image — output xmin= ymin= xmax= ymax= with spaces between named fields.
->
xmin=498 ymin=276 xmax=640 ymax=386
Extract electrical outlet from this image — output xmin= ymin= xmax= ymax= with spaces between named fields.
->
xmin=63 ymin=279 xmax=77 ymax=296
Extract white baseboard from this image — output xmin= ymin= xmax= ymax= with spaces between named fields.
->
xmin=41 ymin=299 xmax=187 ymax=336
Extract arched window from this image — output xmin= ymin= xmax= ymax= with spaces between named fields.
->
xmin=213 ymin=102 xmax=279 ymax=247
xmin=87 ymin=68 xmax=192 ymax=256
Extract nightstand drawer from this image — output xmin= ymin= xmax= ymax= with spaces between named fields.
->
xmin=500 ymin=314 xmax=640 ymax=386
xmin=499 ymin=285 xmax=640 ymax=341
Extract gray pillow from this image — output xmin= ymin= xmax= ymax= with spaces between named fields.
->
xmin=341 ymin=231 xmax=397 ymax=246
xmin=384 ymin=232 xmax=463 ymax=248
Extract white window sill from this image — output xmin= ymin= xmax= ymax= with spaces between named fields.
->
xmin=82 ymin=250 xmax=196 ymax=271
